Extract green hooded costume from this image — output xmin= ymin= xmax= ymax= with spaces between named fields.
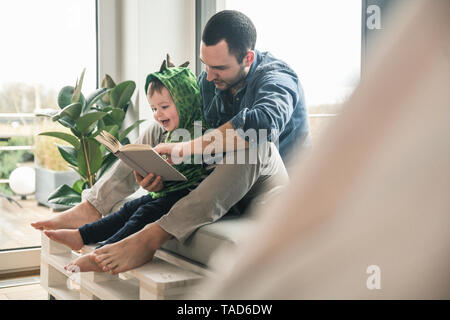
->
xmin=144 ymin=65 xmax=207 ymax=199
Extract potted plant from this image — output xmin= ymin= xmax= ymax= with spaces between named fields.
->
xmin=34 ymin=116 xmax=80 ymax=209
xmin=37 ymin=69 xmax=144 ymax=207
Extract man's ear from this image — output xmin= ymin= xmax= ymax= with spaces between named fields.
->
xmin=244 ymin=50 xmax=255 ymax=67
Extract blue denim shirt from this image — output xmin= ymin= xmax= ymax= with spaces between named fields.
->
xmin=198 ymin=50 xmax=311 ymax=164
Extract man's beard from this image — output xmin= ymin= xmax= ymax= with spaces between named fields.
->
xmin=218 ymin=64 xmax=248 ymax=92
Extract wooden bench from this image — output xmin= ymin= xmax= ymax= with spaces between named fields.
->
xmin=40 ymin=232 xmax=208 ymax=300
xmin=39 ymin=211 xmax=255 ymax=300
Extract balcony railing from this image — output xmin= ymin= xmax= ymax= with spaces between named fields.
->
xmin=0 ymin=113 xmax=35 ymax=186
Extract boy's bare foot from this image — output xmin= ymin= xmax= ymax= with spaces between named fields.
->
xmin=65 ymin=253 xmax=104 ymax=273
xmin=31 ymin=200 xmax=101 ymax=230
xmin=92 ymin=223 xmax=172 ymax=275
xmin=44 ymin=229 xmax=84 ymax=251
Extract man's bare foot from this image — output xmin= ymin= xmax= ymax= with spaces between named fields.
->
xmin=31 ymin=200 xmax=101 ymax=230
xmin=44 ymin=229 xmax=84 ymax=251
xmin=65 ymin=253 xmax=104 ymax=273
xmin=91 ymin=223 xmax=172 ymax=275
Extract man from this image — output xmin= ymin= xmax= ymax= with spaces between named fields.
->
xmin=32 ymin=10 xmax=309 ymax=274
xmin=155 ymin=10 xmax=311 ymax=169
xmin=203 ymin=0 xmax=450 ymax=299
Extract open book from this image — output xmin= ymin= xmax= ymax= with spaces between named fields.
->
xmin=94 ymin=130 xmax=187 ymax=181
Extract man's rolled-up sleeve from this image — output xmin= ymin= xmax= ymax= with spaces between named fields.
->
xmin=230 ymin=74 xmax=298 ymax=143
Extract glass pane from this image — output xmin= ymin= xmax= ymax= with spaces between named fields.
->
xmin=0 ymin=0 xmax=96 ymax=252
xmin=225 ymin=0 xmax=361 ymax=141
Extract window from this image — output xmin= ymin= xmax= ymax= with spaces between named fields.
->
xmin=225 ymin=0 xmax=361 ymax=141
xmin=0 ymin=0 xmax=96 ymax=267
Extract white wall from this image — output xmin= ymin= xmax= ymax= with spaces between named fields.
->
xmin=97 ymin=0 xmax=196 ymax=141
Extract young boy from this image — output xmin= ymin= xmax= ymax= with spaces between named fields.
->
xmin=44 ymin=60 xmax=208 ymax=272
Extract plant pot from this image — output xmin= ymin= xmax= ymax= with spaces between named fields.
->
xmin=35 ymin=165 xmax=79 ymax=210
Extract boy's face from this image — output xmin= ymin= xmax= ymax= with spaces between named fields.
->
xmin=148 ymin=86 xmax=179 ymax=132
xmin=200 ymin=39 xmax=253 ymax=91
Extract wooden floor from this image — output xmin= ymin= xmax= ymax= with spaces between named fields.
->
xmin=0 ymin=197 xmax=57 ymax=299
xmin=0 ymin=196 xmax=55 ymax=250
xmin=0 ymin=271 xmax=47 ymax=300
xmin=0 ymin=283 xmax=48 ymax=300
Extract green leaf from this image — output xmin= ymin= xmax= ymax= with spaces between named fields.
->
xmin=58 ymin=86 xmax=75 ymax=109
xmin=68 ymin=164 xmax=82 ymax=176
xmin=70 ymin=127 xmax=81 ymax=139
xmin=107 ymin=108 xmax=125 ymax=126
xmin=110 ymin=81 xmax=136 ymax=109
xmin=92 ymin=119 xmax=106 ymax=137
xmin=57 ymin=86 xmax=86 ymax=111
xmin=101 ymin=74 xmax=116 ymax=89
xmin=104 ymin=125 xmax=119 ymax=138
xmin=38 ymin=132 xmax=80 ymax=149
xmin=57 ymin=116 xmax=76 ymax=129
xmin=72 ymin=179 xmax=86 ymax=194
xmin=75 ymin=111 xmax=107 ymax=134
xmin=72 ymin=68 xmax=86 ymax=103
xmin=78 ymin=137 xmax=103 ymax=178
xmin=97 ymin=152 xmax=118 ymax=179
xmin=102 ymin=114 xmax=115 ymax=127
xmin=92 ymin=123 xmax=118 ymax=140
xmin=48 ymin=184 xmax=82 ymax=207
xmin=119 ymin=120 xmax=145 ymax=142
xmin=98 ymin=93 xmax=111 ymax=107
xmin=121 ymin=137 xmax=130 ymax=146
xmin=35 ymin=109 xmax=59 ymax=118
xmin=84 ymin=88 xmax=109 ymax=114
xmin=56 ymin=144 xmax=78 ymax=167
xmin=101 ymin=106 xmax=113 ymax=113
xmin=59 ymin=102 xmax=82 ymax=120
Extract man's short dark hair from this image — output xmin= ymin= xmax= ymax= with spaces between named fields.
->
xmin=202 ymin=10 xmax=257 ymax=63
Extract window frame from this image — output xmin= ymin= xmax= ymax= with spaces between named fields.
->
xmin=0 ymin=0 xmax=100 ymax=274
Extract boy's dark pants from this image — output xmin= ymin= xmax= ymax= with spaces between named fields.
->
xmin=78 ymin=189 xmax=190 ymax=248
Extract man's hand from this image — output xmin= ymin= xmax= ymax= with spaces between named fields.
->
xmin=153 ymin=141 xmax=191 ymax=164
xmin=153 ymin=122 xmax=249 ymax=165
xmin=134 ymin=171 xmax=164 ymax=192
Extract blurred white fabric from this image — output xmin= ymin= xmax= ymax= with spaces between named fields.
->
xmin=199 ymin=0 xmax=450 ymax=299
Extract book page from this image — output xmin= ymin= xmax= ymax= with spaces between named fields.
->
xmin=94 ymin=131 xmax=121 ymax=153
xmin=120 ymin=144 xmax=152 ymax=151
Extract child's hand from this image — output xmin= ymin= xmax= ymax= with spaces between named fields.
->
xmin=134 ymin=171 xmax=164 ymax=192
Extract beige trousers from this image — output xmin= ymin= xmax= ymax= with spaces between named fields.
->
xmin=83 ymin=120 xmax=289 ymax=243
